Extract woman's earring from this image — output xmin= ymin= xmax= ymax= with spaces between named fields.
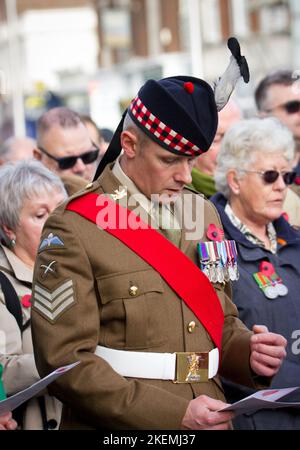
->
xmin=10 ymin=238 xmax=16 ymax=248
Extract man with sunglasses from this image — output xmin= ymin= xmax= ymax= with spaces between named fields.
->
xmin=34 ymin=107 xmax=100 ymax=195
xmin=255 ymin=70 xmax=300 ymax=198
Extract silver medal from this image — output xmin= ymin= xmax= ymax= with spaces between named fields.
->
xmin=217 ymin=264 xmax=224 ymax=283
xmin=275 ymin=283 xmax=288 ymax=296
xmin=203 ymin=264 xmax=210 ymax=280
xmin=228 ymin=264 xmax=236 ymax=281
xmin=206 ymin=263 xmax=213 ymax=282
xmin=211 ymin=264 xmax=218 ymax=283
xmin=264 ymin=286 xmax=278 ymax=299
xmin=224 ymin=267 xmax=230 ymax=282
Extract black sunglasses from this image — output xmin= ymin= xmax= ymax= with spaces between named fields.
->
xmin=38 ymin=146 xmax=99 ymax=170
xmin=240 ymin=169 xmax=296 ymax=185
xmin=267 ymin=100 xmax=300 ymax=115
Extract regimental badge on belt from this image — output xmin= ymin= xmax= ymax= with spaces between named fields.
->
xmin=197 ymin=224 xmax=239 ymax=283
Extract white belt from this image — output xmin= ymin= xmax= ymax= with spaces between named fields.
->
xmin=95 ymin=346 xmax=219 ymax=383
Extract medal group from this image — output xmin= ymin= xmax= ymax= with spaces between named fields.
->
xmin=197 ymin=226 xmax=289 ymax=300
xmin=253 ymin=264 xmax=289 ymax=300
xmin=198 ymin=239 xmax=239 ymax=283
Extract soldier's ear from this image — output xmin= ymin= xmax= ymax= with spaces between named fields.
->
xmin=120 ymin=131 xmax=138 ymax=159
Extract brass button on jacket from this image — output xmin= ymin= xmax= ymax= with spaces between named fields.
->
xmin=129 ymin=286 xmax=138 ymax=297
xmin=187 ymin=321 xmax=196 ymax=333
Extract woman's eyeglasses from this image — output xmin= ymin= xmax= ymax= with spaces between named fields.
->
xmin=38 ymin=146 xmax=99 ymax=170
xmin=240 ymin=169 xmax=296 ymax=185
xmin=266 ymin=100 xmax=300 ymax=115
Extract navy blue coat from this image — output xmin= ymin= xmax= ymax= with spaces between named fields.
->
xmin=211 ymin=193 xmax=300 ymax=430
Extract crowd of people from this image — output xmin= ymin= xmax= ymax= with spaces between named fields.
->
xmin=0 ymin=46 xmax=300 ymax=429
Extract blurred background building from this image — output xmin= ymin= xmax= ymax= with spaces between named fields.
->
xmin=0 ymin=0 xmax=299 ymax=139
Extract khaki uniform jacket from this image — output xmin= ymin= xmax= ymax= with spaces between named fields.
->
xmin=31 ymin=164 xmax=264 ymax=430
xmin=0 ymin=245 xmax=62 ymax=430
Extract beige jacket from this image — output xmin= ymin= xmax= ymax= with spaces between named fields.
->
xmin=283 ymin=188 xmax=300 ymax=228
xmin=31 ymin=164 xmax=268 ymax=430
xmin=0 ymin=245 xmax=62 ymax=429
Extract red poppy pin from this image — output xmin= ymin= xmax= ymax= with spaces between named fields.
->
xmin=21 ymin=294 xmax=31 ymax=308
xmin=259 ymin=261 xmax=275 ymax=278
xmin=207 ymin=224 xmax=224 ymax=242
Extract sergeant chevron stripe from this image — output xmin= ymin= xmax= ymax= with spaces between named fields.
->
xmin=33 ymin=280 xmax=76 ymax=323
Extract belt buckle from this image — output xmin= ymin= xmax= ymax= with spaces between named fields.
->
xmin=174 ymin=352 xmax=209 ymax=383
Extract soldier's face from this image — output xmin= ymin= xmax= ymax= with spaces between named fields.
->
xmin=12 ymin=189 xmax=65 ymax=267
xmin=123 ymin=137 xmax=196 ymax=202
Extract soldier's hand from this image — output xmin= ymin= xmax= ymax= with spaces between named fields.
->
xmin=181 ymin=395 xmax=234 ymax=430
xmin=250 ymin=325 xmax=287 ymax=377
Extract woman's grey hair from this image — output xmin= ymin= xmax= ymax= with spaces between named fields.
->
xmin=0 ymin=160 xmax=67 ymax=246
xmin=214 ymin=117 xmax=295 ymax=199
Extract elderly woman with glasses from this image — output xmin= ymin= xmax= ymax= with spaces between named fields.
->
xmin=211 ymin=117 xmax=300 ymax=430
xmin=0 ymin=160 xmax=67 ymax=429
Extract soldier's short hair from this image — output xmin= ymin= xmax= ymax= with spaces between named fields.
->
xmin=255 ymin=70 xmax=298 ymax=112
xmin=0 ymin=160 xmax=67 ymax=247
xmin=123 ymin=112 xmax=152 ymax=151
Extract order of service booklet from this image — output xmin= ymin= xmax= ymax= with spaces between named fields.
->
xmin=219 ymin=386 xmax=300 ymax=416
xmin=0 ymin=361 xmax=80 ymax=415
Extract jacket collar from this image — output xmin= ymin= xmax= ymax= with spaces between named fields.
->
xmin=0 ymin=245 xmax=32 ymax=283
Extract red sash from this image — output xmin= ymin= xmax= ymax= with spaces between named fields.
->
xmin=66 ymin=193 xmax=224 ymax=352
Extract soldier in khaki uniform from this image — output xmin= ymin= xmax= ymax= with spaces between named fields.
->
xmin=31 ymin=40 xmax=287 ymax=430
